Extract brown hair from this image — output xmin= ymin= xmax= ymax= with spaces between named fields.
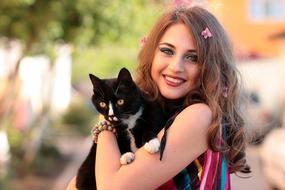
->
xmin=136 ymin=6 xmax=250 ymax=174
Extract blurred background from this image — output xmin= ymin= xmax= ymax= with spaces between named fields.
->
xmin=0 ymin=0 xmax=284 ymax=190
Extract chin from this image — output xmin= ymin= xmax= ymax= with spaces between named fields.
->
xmin=160 ymin=91 xmax=186 ymax=100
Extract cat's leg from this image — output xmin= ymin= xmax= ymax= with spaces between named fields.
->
xmin=144 ymin=138 xmax=160 ymax=154
xmin=118 ymin=139 xmax=135 ymax=165
xmin=120 ymin=152 xmax=135 ymax=165
xmin=141 ymin=131 xmax=160 ymax=154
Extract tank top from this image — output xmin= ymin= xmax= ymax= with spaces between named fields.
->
xmin=158 ymin=100 xmax=231 ymax=189
xmin=156 ymin=148 xmax=231 ymax=190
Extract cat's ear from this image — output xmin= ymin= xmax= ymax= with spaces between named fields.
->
xmin=89 ymin=73 xmax=101 ymax=89
xmin=117 ymin=68 xmax=134 ymax=85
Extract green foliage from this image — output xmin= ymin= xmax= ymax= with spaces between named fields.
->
xmin=0 ymin=0 xmax=62 ymax=55
xmin=30 ymin=142 xmax=63 ymax=176
xmin=61 ymin=100 xmax=96 ymax=135
xmin=70 ymin=1 xmax=164 ymax=82
xmin=0 ymin=0 xmax=164 ymax=79
xmin=7 ymin=127 xmax=24 ymax=153
xmin=72 ymin=45 xmax=137 ymax=82
xmin=0 ymin=0 xmax=164 ymax=57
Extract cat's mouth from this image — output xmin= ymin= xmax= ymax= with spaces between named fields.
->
xmin=107 ymin=115 xmax=120 ymax=122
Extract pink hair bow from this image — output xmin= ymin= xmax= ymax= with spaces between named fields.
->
xmin=201 ymin=27 xmax=213 ymax=39
xmin=222 ymin=87 xmax=228 ymax=98
xmin=172 ymin=0 xmax=193 ymax=8
xmin=139 ymin=36 xmax=147 ymax=47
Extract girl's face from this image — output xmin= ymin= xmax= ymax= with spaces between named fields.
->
xmin=151 ymin=23 xmax=201 ymax=99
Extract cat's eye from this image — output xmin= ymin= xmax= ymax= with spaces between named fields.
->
xmin=117 ymin=99 xmax=124 ymax=106
xmin=99 ymin=102 xmax=107 ymax=108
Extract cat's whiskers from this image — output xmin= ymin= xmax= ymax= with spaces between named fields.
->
xmin=94 ymin=90 xmax=104 ymax=99
xmin=114 ymin=81 xmax=122 ymax=95
xmin=137 ymin=117 xmax=147 ymax=123
xmin=120 ymin=111 xmax=138 ymax=117
xmin=121 ymin=110 xmax=135 ymax=115
xmin=96 ymin=88 xmax=105 ymax=97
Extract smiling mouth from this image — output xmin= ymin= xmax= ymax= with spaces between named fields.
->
xmin=163 ymin=75 xmax=186 ymax=86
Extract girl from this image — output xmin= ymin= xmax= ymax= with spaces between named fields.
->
xmin=67 ymin=5 xmax=250 ymax=190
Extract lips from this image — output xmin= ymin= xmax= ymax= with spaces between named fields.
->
xmin=163 ymin=74 xmax=186 ymax=87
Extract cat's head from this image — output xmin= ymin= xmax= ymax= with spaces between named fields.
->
xmin=89 ymin=68 xmax=142 ymax=123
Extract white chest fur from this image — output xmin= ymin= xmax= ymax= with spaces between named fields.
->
xmin=121 ymin=108 xmax=143 ymax=152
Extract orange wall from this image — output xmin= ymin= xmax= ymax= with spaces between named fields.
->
xmin=209 ymin=0 xmax=285 ymax=57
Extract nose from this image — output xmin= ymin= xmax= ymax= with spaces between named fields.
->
xmin=108 ymin=104 xmax=118 ymax=121
xmin=169 ymin=57 xmax=184 ymax=72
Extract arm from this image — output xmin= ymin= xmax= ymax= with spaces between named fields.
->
xmin=96 ymin=103 xmax=212 ymax=190
xmin=66 ymin=177 xmax=78 ymax=190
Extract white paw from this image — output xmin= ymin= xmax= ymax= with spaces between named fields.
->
xmin=120 ymin=152 xmax=135 ymax=165
xmin=144 ymin=138 xmax=160 ymax=154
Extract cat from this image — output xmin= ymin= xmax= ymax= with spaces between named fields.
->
xmin=76 ymin=68 xmax=165 ymax=190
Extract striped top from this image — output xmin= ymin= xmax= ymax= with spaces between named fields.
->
xmin=157 ymin=102 xmax=231 ymax=190
xmin=156 ymin=150 xmax=231 ymax=190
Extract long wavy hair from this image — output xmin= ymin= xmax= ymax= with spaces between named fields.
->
xmin=136 ymin=6 xmax=250 ymax=174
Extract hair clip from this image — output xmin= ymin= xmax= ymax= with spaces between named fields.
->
xmin=201 ymin=27 xmax=213 ymax=39
xmin=171 ymin=0 xmax=207 ymax=10
xmin=173 ymin=0 xmax=193 ymax=8
xmin=139 ymin=36 xmax=147 ymax=47
xmin=222 ymin=87 xmax=228 ymax=98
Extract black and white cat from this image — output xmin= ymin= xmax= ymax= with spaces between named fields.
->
xmin=76 ymin=68 xmax=165 ymax=190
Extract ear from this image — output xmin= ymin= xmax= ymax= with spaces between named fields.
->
xmin=117 ymin=68 xmax=134 ymax=85
xmin=89 ymin=73 xmax=101 ymax=89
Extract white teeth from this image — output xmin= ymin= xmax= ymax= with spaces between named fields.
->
xmin=165 ymin=76 xmax=183 ymax=84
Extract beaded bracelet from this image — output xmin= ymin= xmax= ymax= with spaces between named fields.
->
xmin=91 ymin=120 xmax=116 ymax=143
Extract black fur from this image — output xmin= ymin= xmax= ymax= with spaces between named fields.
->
xmin=75 ymin=68 xmax=165 ymax=190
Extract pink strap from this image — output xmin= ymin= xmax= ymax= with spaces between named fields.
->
xmin=200 ymin=150 xmax=220 ymax=189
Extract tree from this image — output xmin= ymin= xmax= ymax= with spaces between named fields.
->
xmin=0 ymin=0 xmax=163 ymax=168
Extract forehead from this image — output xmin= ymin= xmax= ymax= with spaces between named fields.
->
xmin=160 ymin=23 xmax=195 ymax=50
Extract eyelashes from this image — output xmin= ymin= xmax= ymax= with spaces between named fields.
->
xmin=159 ymin=47 xmax=174 ymax=56
xmin=159 ymin=46 xmax=198 ymax=63
xmin=184 ymin=54 xmax=198 ymax=62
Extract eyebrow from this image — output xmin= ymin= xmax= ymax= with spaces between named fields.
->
xmin=158 ymin=42 xmax=197 ymax=53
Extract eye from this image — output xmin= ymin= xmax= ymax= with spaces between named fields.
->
xmin=184 ymin=54 xmax=198 ymax=63
xmin=99 ymin=102 xmax=107 ymax=108
xmin=159 ymin=47 xmax=174 ymax=56
xmin=117 ymin=99 xmax=124 ymax=106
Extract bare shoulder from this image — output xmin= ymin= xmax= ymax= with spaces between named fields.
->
xmin=157 ymin=103 xmax=212 ymax=139
xmin=175 ymin=103 xmax=212 ymax=129
xmin=181 ymin=103 xmax=211 ymax=116
xmin=66 ymin=176 xmax=78 ymax=190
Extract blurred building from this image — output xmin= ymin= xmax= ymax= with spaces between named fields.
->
xmin=0 ymin=42 xmax=72 ymax=130
xmin=202 ymin=0 xmax=285 ymax=141
xmin=209 ymin=0 xmax=285 ymax=58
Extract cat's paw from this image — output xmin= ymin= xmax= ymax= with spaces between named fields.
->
xmin=144 ymin=138 xmax=160 ymax=154
xmin=120 ymin=152 xmax=135 ymax=165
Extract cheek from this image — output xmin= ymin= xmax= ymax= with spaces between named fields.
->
xmin=151 ymin=55 xmax=166 ymax=78
xmin=193 ymin=70 xmax=200 ymax=80
xmin=186 ymin=66 xmax=201 ymax=83
xmin=192 ymin=69 xmax=201 ymax=86
xmin=151 ymin=57 xmax=159 ymax=80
